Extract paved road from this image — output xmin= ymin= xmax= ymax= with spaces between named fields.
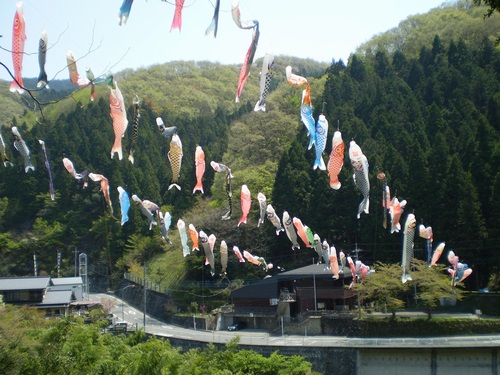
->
xmin=93 ymin=293 xmax=500 ymax=349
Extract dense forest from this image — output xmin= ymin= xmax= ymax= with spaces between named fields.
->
xmin=0 ymin=2 xmax=499 ymax=306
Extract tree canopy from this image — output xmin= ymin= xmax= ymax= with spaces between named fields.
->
xmin=0 ymin=308 xmax=318 ymax=375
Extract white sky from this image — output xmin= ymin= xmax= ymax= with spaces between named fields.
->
xmin=0 ymin=0 xmax=447 ymax=82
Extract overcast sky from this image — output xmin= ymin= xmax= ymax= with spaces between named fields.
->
xmin=0 ymin=0 xmax=447 ymax=82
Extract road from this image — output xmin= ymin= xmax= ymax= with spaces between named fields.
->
xmin=93 ymin=293 xmax=500 ymax=349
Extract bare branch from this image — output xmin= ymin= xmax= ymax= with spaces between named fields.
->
xmin=50 ymin=21 xmax=102 ymax=82
xmin=0 ymin=18 xmax=136 ymax=125
xmin=100 ymin=47 xmax=131 ymax=78
xmin=0 ymin=62 xmax=46 ymax=122
xmin=0 ymin=24 xmax=69 ymax=56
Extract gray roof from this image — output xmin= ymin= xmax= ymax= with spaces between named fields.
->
xmin=39 ymin=290 xmax=73 ymax=306
xmin=279 ymin=264 xmax=353 ymax=279
xmin=0 ymin=277 xmax=51 ymax=291
xmin=49 ymin=285 xmax=81 ymax=292
xmin=230 ymin=264 xmax=354 ymax=300
xmin=231 ymin=277 xmax=279 ymax=299
xmin=51 ymin=277 xmax=83 ymax=286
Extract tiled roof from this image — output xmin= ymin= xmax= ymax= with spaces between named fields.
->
xmin=39 ymin=290 xmax=73 ymax=306
xmin=0 ymin=277 xmax=51 ymax=291
xmin=51 ymin=277 xmax=83 ymax=286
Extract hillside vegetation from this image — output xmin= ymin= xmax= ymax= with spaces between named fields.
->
xmin=0 ymin=306 xmax=317 ymax=375
xmin=0 ymin=2 xmax=498 ymax=308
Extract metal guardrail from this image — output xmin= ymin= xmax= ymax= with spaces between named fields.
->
xmin=144 ymin=317 xmax=500 ymax=348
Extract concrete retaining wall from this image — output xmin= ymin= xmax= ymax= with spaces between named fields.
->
xmin=159 ymin=336 xmax=499 ymax=375
xmin=162 ymin=335 xmax=357 ymax=375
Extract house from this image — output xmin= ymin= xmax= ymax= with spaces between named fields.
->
xmin=0 ymin=276 xmax=51 ymax=305
xmin=227 ymin=264 xmax=357 ymax=330
xmin=0 ymin=276 xmax=84 ymax=317
xmin=50 ymin=277 xmax=84 ymax=300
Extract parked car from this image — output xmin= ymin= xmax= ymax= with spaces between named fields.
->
xmin=227 ymin=322 xmax=247 ymax=331
xmin=107 ymin=322 xmax=127 ymax=333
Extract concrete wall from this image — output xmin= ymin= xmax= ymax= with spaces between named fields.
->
xmin=357 ymin=348 xmax=499 ymax=375
xmin=118 ymin=281 xmax=211 ymax=329
xmin=283 ymin=316 xmax=322 ymax=335
xmin=118 ymin=281 xmax=171 ymax=322
xmin=158 ymin=335 xmax=499 ymax=375
xmin=162 ymin=335 xmax=357 ymax=375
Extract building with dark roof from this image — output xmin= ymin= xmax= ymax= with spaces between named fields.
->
xmin=0 ymin=276 xmax=84 ymax=317
xmin=0 ymin=276 xmax=51 ymax=305
xmin=227 ymin=263 xmax=357 ymax=330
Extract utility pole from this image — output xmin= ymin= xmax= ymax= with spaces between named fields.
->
xmin=355 ymin=243 xmax=361 ymax=319
xmin=143 ymin=264 xmax=147 ymax=331
xmin=313 ymin=273 xmax=317 ymax=312
xmin=79 ymin=253 xmax=88 ymax=300
xmin=57 ymin=252 xmax=61 ymax=278
xmin=71 ymin=246 xmax=78 ymax=277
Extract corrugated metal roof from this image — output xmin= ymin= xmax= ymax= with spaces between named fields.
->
xmin=0 ymin=277 xmax=51 ymax=291
xmin=51 ymin=277 xmax=83 ymax=286
xmin=39 ymin=290 xmax=73 ymax=306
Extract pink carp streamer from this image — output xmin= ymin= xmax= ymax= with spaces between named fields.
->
xmin=238 ymin=184 xmax=252 ymax=226
xmin=233 ymin=246 xmax=245 ymax=262
xmin=109 ymin=80 xmax=129 ymax=160
xmin=430 ymin=242 xmax=445 ymax=266
xmin=327 ymin=131 xmax=345 ymax=190
xmin=235 ymin=22 xmax=259 ymax=102
xmin=193 ymin=146 xmax=205 ymax=194
xmin=329 ymin=246 xmax=339 ymax=279
xmin=232 ymin=0 xmax=259 ymax=102
xmin=89 ymin=173 xmax=113 ymax=215
xmin=62 ymin=157 xmax=90 ymax=188
xmin=10 ymin=2 xmax=26 ymax=94
xmin=170 ymin=0 xmax=185 ymax=32
xmin=293 ymin=217 xmax=312 ymax=248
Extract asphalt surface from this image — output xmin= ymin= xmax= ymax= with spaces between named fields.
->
xmin=92 ymin=293 xmax=500 ymax=349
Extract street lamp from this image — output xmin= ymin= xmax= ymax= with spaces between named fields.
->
xmin=120 ymin=285 xmax=135 ymax=321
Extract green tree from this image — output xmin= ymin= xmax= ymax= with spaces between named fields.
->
xmin=412 ymin=259 xmax=464 ymax=319
xmin=354 ymin=262 xmax=410 ymax=320
xmin=0 ymin=305 xmax=47 ymax=374
xmin=473 ymin=0 xmax=500 ymax=18
xmin=118 ymin=337 xmax=182 ymax=375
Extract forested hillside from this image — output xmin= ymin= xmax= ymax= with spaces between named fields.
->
xmin=0 ymin=2 xmax=498 ymax=301
xmin=271 ymin=14 xmax=500 ymax=290
xmin=0 ymin=53 xmax=327 ymax=290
